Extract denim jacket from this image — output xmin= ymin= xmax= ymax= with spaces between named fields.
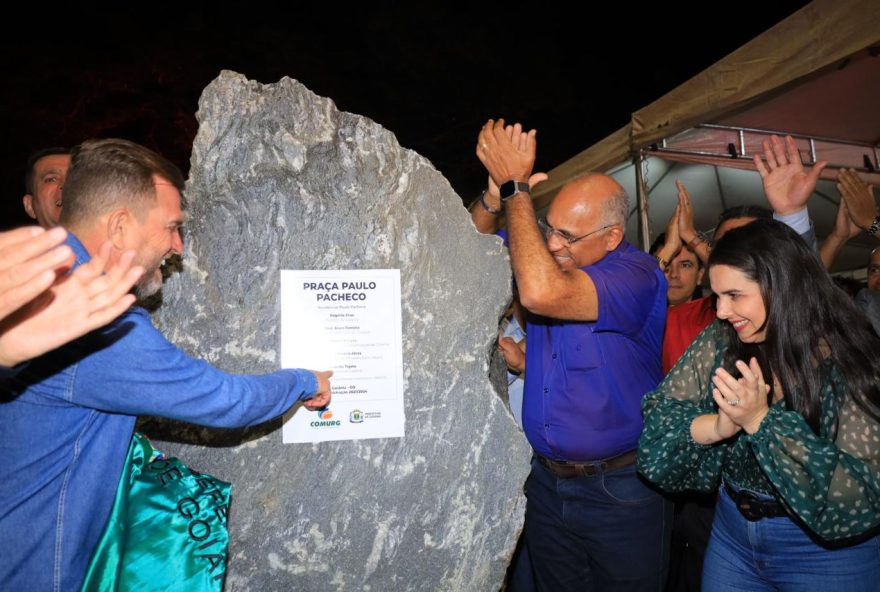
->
xmin=0 ymin=233 xmax=318 ymax=591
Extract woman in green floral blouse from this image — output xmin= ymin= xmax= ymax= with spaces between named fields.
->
xmin=638 ymin=219 xmax=880 ymax=592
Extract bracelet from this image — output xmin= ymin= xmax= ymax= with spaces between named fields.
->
xmin=654 ymin=254 xmax=670 ymax=271
xmin=478 ymin=190 xmax=502 ymax=215
xmin=867 ymin=216 xmax=880 ymax=236
xmin=688 ymin=234 xmax=705 ymax=250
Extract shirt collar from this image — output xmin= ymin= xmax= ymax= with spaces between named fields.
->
xmin=65 ymin=231 xmax=92 ymax=269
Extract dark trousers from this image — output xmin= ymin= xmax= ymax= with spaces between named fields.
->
xmin=665 ymin=492 xmax=716 ymax=592
xmin=523 ymin=456 xmax=672 ymax=592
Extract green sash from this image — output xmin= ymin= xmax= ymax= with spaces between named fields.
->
xmin=82 ymin=433 xmax=231 ymax=591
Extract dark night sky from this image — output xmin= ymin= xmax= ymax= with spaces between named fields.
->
xmin=0 ymin=3 xmax=811 ymax=230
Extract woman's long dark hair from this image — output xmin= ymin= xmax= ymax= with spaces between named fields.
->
xmin=709 ymin=219 xmax=880 ymax=432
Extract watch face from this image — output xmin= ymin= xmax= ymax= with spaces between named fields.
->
xmin=500 ymin=181 xmax=517 ymax=201
xmin=500 ymin=181 xmax=529 ymax=201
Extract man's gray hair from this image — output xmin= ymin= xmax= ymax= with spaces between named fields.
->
xmin=601 ymin=187 xmax=630 ymax=227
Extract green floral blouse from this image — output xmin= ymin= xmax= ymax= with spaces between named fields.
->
xmin=637 ymin=321 xmax=880 ymax=542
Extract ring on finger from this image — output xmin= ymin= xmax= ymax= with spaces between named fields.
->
xmin=728 ymin=399 xmax=740 ymax=407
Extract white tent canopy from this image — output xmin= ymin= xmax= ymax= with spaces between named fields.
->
xmin=532 ymin=0 xmax=880 ymax=276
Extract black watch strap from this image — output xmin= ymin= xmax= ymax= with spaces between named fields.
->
xmin=499 ymin=180 xmax=530 ymax=202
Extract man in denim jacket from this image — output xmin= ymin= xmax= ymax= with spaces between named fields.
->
xmin=0 ymin=139 xmax=332 ymax=591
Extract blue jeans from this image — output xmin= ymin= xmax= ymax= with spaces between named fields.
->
xmin=703 ymin=484 xmax=880 ymax=591
xmin=523 ymin=456 xmax=672 ymax=592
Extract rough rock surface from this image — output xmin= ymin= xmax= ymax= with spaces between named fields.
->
xmin=144 ymin=71 xmax=531 ymax=591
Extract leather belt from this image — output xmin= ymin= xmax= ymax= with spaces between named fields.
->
xmin=536 ymin=450 xmax=637 ymax=478
xmin=724 ymin=482 xmax=787 ymax=521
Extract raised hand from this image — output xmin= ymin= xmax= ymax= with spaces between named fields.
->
xmin=712 ymin=357 xmax=771 ymax=434
xmin=676 ymin=180 xmax=699 ymax=243
xmin=655 ymin=202 xmax=682 ymax=270
xmin=0 ymin=226 xmax=73 ymax=320
xmin=754 ymin=135 xmax=827 ymax=216
xmin=832 ymin=198 xmax=861 ymax=242
xmin=476 ymin=118 xmax=537 ymax=185
xmin=837 ymin=168 xmax=878 ymax=232
xmin=0 ymin=240 xmax=143 ymax=367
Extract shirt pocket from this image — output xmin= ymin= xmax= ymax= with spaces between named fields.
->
xmin=560 ymin=324 xmax=602 ymax=372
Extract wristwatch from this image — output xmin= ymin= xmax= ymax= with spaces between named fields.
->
xmin=867 ymin=216 xmax=880 ymax=236
xmin=499 ymin=180 xmax=530 ymax=202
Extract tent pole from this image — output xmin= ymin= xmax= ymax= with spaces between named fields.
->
xmin=634 ymin=152 xmax=651 ymax=251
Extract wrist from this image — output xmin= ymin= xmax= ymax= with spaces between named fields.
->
xmin=743 ymin=408 xmax=770 ymax=435
xmin=499 ymin=180 xmax=531 ymax=204
xmin=690 ymin=414 xmax=724 ymax=445
xmin=712 ymin=416 xmax=724 ymax=442
xmin=773 ymin=204 xmax=808 ymax=217
xmin=658 ymin=243 xmax=678 ymax=260
xmin=477 ymin=190 xmax=502 ymax=216
xmin=687 ymin=233 xmax=705 ymax=250
xmin=773 ymin=208 xmax=811 ymax=235
xmin=654 ymin=254 xmax=670 ymax=272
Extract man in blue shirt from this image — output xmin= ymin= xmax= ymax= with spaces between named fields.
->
xmin=0 ymin=139 xmax=332 ymax=591
xmin=476 ymin=120 xmax=669 ymax=591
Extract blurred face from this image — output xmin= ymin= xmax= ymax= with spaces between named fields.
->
xmin=666 ymin=248 xmax=704 ymax=306
xmin=710 ymin=264 xmax=767 ymax=343
xmin=23 ymin=154 xmax=71 ymax=228
xmin=128 ymin=176 xmax=185 ymax=298
xmin=869 ymin=250 xmax=880 ymax=293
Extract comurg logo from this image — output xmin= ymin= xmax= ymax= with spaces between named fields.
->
xmin=311 ymin=407 xmax=341 ymax=428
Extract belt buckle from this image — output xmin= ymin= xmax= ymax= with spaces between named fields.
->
xmin=734 ymin=490 xmax=764 ymax=521
xmin=731 ymin=488 xmax=782 ymax=521
xmin=541 ymin=456 xmax=599 ymax=478
xmin=577 ymin=462 xmax=601 ymax=477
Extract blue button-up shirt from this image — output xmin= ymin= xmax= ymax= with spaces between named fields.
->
xmin=0 ymin=233 xmax=318 ymax=591
xmin=523 ymin=241 xmax=666 ymax=461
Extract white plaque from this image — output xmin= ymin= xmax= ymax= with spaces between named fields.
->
xmin=280 ymin=269 xmax=404 ymax=443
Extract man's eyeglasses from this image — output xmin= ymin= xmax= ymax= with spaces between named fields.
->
xmin=537 ymin=218 xmax=614 ymax=247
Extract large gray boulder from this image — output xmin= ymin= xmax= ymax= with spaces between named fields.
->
xmin=146 ymin=71 xmax=531 ymax=591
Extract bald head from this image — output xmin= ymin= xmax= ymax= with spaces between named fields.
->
xmin=554 ymin=173 xmax=629 ymax=227
xmin=544 ymin=173 xmax=628 ymax=269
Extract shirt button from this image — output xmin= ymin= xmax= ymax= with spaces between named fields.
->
xmin=551 ymin=353 xmax=557 ymax=359
xmin=543 ymin=387 xmax=549 ymax=394
xmin=544 ymin=424 xmax=549 ymax=429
